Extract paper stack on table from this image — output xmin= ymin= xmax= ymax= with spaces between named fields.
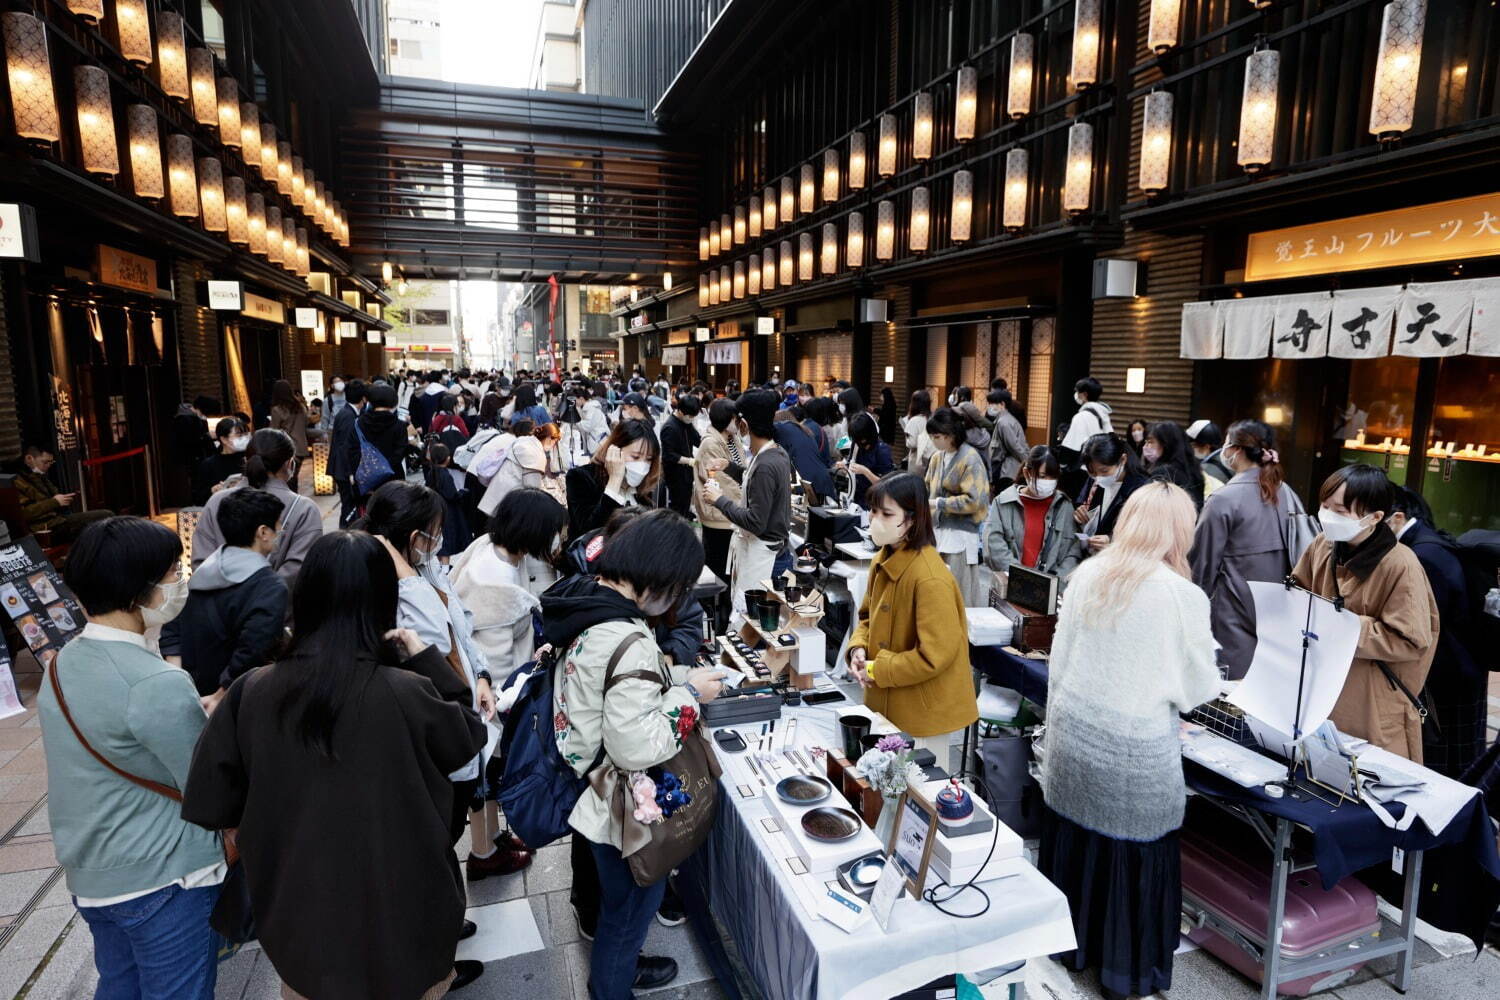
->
xmin=966 ymin=607 xmax=1014 ymax=647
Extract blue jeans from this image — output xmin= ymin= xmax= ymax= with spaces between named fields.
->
xmin=772 ymin=546 xmax=794 ymax=579
xmin=588 ymin=841 xmax=667 ymax=1000
xmin=77 ymin=883 xmax=221 ymax=1000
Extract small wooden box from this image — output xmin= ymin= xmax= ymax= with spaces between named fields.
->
xmin=824 ymin=750 xmax=884 ymax=827
xmin=989 ymin=593 xmax=1056 ymax=654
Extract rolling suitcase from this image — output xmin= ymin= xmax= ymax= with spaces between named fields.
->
xmin=1180 ymin=829 xmax=1381 ymax=996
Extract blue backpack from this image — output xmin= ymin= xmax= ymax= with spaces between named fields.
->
xmin=352 ymin=419 xmax=396 ymax=495
xmin=497 ymin=632 xmax=642 ymax=848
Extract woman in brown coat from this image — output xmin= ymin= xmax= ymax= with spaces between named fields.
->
xmin=848 ymin=472 xmax=978 ymax=758
xmin=1292 ymin=465 xmax=1439 ymax=762
xmin=269 ymin=379 xmax=310 ymax=491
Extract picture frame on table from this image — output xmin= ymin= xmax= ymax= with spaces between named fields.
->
xmin=886 ymin=788 xmax=938 ymax=898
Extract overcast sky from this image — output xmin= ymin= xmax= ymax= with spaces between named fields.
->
xmin=441 ymin=0 xmax=546 ymax=89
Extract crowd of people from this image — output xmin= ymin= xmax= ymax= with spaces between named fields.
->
xmin=28 ymin=362 xmax=1497 ymax=1000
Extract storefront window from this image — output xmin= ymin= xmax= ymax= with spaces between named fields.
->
xmin=1422 ymin=357 xmax=1500 ymax=532
xmin=1338 ymin=356 xmax=1420 ymax=486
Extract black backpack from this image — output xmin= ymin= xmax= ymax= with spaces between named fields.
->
xmin=1454 ymin=530 xmax=1500 ymax=669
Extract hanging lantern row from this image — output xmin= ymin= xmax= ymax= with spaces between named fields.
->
xmin=0 ymin=8 xmax=351 ymax=274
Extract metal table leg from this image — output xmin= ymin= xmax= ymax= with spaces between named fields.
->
xmin=1261 ymin=817 xmax=1293 ymax=1000
xmin=1394 ymin=850 xmax=1424 ymax=994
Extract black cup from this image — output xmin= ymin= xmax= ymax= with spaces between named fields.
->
xmin=743 ymin=588 xmax=766 ymax=612
xmin=758 ymin=598 xmax=781 ymax=632
xmin=784 ymin=585 xmax=803 ymax=603
xmin=839 ymin=714 xmax=873 ymax=761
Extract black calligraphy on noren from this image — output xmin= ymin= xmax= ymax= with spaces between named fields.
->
xmin=1402 ymin=302 xmax=1458 ymax=349
xmin=1277 ymin=308 xmax=1323 ymax=353
xmin=1341 ymin=307 xmax=1379 ymax=351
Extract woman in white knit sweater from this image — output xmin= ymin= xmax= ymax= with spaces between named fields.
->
xmin=1039 ymin=481 xmax=1220 ymax=1000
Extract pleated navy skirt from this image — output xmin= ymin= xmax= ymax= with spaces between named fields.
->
xmin=1037 ymin=807 xmax=1181 ymax=998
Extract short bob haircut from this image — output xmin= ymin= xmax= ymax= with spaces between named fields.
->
xmin=216 ymin=488 xmax=285 ymax=547
xmin=924 ymin=406 xmax=967 ymax=446
xmin=1318 ymin=463 xmax=1395 ymax=518
xmin=592 ymin=509 xmax=704 ymax=608
xmin=865 ymin=472 xmax=937 ymax=550
xmin=489 ymin=487 xmax=568 ymax=560
xmin=848 ymin=411 xmax=880 ymax=449
xmin=213 ymin=416 xmax=248 ymax=442
xmin=707 ymin=397 xmax=738 ymax=433
xmin=1022 ymin=445 xmax=1062 ymax=480
xmin=1074 ymin=376 xmax=1104 ymax=401
xmin=674 ymin=392 xmax=701 ymax=418
xmin=65 ymin=516 xmax=182 ymax=616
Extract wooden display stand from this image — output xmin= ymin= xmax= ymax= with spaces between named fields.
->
xmin=739 ymin=579 xmax=826 ymax=690
xmin=824 ymin=748 xmax=885 ymax=827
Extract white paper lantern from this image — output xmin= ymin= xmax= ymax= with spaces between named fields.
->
xmin=1063 ymin=121 xmax=1094 ymax=214
xmin=950 ymin=171 xmax=973 ymax=243
xmin=74 ymin=65 xmax=119 ymax=177
xmin=848 ymin=131 xmax=867 ymax=190
xmin=155 ymin=12 xmax=188 ymax=100
xmin=127 ymin=104 xmax=162 ymax=198
xmin=1237 ymin=48 xmax=1280 ymax=170
xmin=1003 ymin=148 xmax=1028 ymax=230
xmin=1007 ymin=33 xmax=1034 ymax=119
xmin=1148 ymin=0 xmax=1181 ymax=55
xmin=763 ymin=184 xmax=778 ymax=231
xmin=912 ymin=91 xmax=934 ymax=161
xmin=1369 ymin=0 xmax=1426 ymax=137
xmin=955 ymin=66 xmax=978 ymax=141
xmin=877 ymin=113 xmax=897 ymax=177
xmin=749 ymin=196 xmax=762 ymax=238
xmin=875 ymin=199 xmax=896 ymax=261
xmin=822 ymin=148 xmax=840 ymax=204
xmin=166 ymin=133 xmax=197 ymax=217
xmin=846 ymin=210 xmax=865 ymax=268
xmin=189 ymin=48 xmax=216 ymax=125
xmin=1071 ymin=0 xmax=1101 ymax=90
xmin=1140 ymin=91 xmax=1174 ymax=194
xmin=909 ymin=186 xmax=930 ymax=252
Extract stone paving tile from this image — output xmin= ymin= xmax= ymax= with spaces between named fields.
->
xmin=0 ymin=867 xmax=50 ymax=918
xmin=524 ymin=842 xmax=575 ymax=896
xmin=463 ymin=938 xmax=572 ymax=999
xmin=0 ymin=839 xmax=56 ymax=874
xmin=0 ymin=801 xmax=32 ymax=836
xmin=544 ymin=887 xmax=581 ymax=946
xmin=466 ymin=868 xmax=526 ymax=906
xmin=0 ymin=746 xmax=48 ymax=775
xmin=0 ymin=730 xmax=38 ymax=752
xmin=14 ymin=806 xmax=49 ymax=838
xmin=1334 ymin=945 xmax=1500 ymax=999
xmin=16 ymin=910 xmax=95 ymax=1000
xmin=0 ymin=904 xmax=75 ymax=998
xmin=0 ymin=775 xmax=47 ymax=803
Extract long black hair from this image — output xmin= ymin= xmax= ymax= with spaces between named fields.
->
xmin=275 ymin=531 xmax=399 ymax=757
xmin=357 ymin=480 xmax=444 ymax=565
xmin=244 ymin=428 xmax=295 ymax=487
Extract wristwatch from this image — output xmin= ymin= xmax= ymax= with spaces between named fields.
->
xmin=475 ymin=669 xmax=492 ymax=685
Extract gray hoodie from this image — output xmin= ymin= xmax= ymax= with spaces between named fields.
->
xmin=189 ymin=544 xmax=269 ymax=591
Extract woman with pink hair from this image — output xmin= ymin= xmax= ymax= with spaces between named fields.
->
xmin=1037 ymin=481 xmax=1220 ymax=999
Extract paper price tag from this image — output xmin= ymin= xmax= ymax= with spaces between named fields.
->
xmin=868 ymin=855 xmax=904 ymax=932
xmin=818 ymin=887 xmax=871 ymax=933
xmin=1392 ymin=846 xmax=1405 ymax=875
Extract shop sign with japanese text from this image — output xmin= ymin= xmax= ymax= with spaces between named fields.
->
xmin=1246 ymin=192 xmax=1500 ymax=281
xmin=96 ymin=245 xmax=156 ymax=294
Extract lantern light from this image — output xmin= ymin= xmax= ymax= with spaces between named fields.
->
xmin=912 ymin=91 xmax=934 ymax=161
xmin=798 ymin=232 xmax=814 ymax=281
xmin=1063 ymin=122 xmax=1095 ymax=214
xmin=225 ymin=174 xmax=248 ymax=244
xmin=1147 ymin=0 xmax=1182 ymax=55
xmin=166 ymin=133 xmax=197 ymax=217
xmin=1007 ymin=33 xmax=1034 ymax=119
xmin=699 ymin=226 xmax=709 ymax=261
xmin=259 ymin=121 xmax=278 ymax=178
xmin=822 ymin=148 xmax=839 ymax=204
xmin=276 ymin=141 xmax=293 ymax=195
xmin=747 ymin=253 xmax=760 ymax=296
xmin=296 ymin=228 xmax=310 ymax=277
xmin=709 ymin=224 xmax=720 ymax=257
xmin=875 ymin=199 xmax=896 ymax=261
xmin=264 ymin=204 xmax=282 ymax=262
xmin=951 ymin=170 xmax=973 ymax=243
xmin=848 ymin=131 xmax=867 ymax=190
xmin=1003 ymin=148 xmax=1029 ymax=230
xmin=734 ymin=204 xmax=746 ymax=245
xmin=719 ymin=265 xmax=730 ymax=302
xmin=3 ymin=13 xmax=61 ymax=143
xmin=1140 ymin=91 xmax=1174 ymax=194
xmin=281 ymin=216 xmax=296 ymax=270
xmin=189 ymin=48 xmax=216 ymax=126
xmin=778 ymin=239 xmax=793 ymax=286
xmin=198 ymin=157 xmax=227 ymax=231
xmin=127 ymin=104 xmax=163 ymax=198
xmin=733 ymin=260 xmax=745 ymax=299
xmin=1369 ymin=0 xmax=1426 ymax=138
xmin=909 ymin=186 xmax=930 ymax=252
xmin=846 ymin=210 xmax=865 ymax=268
xmin=155 ymin=12 xmax=188 ymax=100
xmin=291 ymin=155 xmax=305 ymax=208
xmin=877 ymin=113 xmax=897 ymax=177
xmin=698 ymin=273 xmax=709 ymax=307
xmin=747 ymin=196 xmax=761 ymax=239
xmin=821 ymin=223 xmax=839 ymax=274
xmin=708 ymin=268 xmax=720 ymax=305
xmin=247 ymin=191 xmax=267 ymax=254
xmin=216 ymin=77 xmax=241 ymax=147
xmin=780 ymin=176 xmax=795 ymax=223
xmin=955 ymin=66 xmax=978 ymax=141
xmin=760 ymin=250 xmax=775 ymax=291
xmin=239 ymin=102 xmax=261 ymax=166
xmin=762 ymin=184 xmax=778 ymax=231
xmin=799 ymin=163 xmax=815 ymax=214
xmin=74 ymin=66 xmax=119 ymax=177
xmin=115 ymin=0 xmax=153 ymax=67
xmin=1237 ymin=48 xmax=1280 ymax=170
xmin=720 ymin=212 xmax=731 ymax=249
xmin=67 ymin=2 xmax=104 ymax=22
xmin=1071 ymin=0 xmax=1101 ymax=90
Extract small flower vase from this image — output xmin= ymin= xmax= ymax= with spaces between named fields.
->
xmin=873 ymin=793 xmax=901 ymax=847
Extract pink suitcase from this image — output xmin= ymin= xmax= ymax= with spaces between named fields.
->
xmin=1180 ymin=830 xmax=1381 ymax=997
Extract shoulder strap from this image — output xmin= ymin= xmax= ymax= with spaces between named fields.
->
xmin=432 ymin=588 xmax=473 ymax=688
xmin=48 ymin=662 xmax=183 ymax=803
xmin=603 ymin=631 xmax=664 ymax=693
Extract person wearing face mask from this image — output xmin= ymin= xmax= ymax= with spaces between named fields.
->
xmin=1058 ymin=376 xmax=1114 ymax=461
xmin=565 ymin=419 xmax=663 ymax=539
xmin=693 ymin=398 xmax=745 ymax=580
xmin=323 ymin=377 xmax=349 ymax=426
xmin=1188 ymin=420 xmax=1308 ymax=679
xmin=359 ymin=481 xmax=529 ymax=897
xmin=982 ymin=446 xmax=1081 ymax=591
xmin=1124 ymin=419 xmax=1150 ymax=462
xmin=659 ymin=393 xmax=702 ymax=517
xmin=842 ymin=412 xmax=895 ymax=508
xmin=541 ymin=510 xmax=726 ymax=998
xmin=1291 ymin=465 xmax=1439 ymax=761
xmin=1185 ymin=419 xmax=1231 ymax=484
xmin=985 ymin=388 xmax=1029 ymax=492
xmin=191 ymin=417 xmax=250 ymax=505
xmin=848 ymin=473 xmax=977 ymax=759
xmin=901 ymin=389 xmax=935 ymax=475
xmin=922 ymin=407 xmax=992 ymax=606
xmin=1072 ymin=433 xmax=1148 ymax=558
xmin=1141 ymin=421 xmax=1206 ymax=509
xmin=39 ymin=517 xmax=225 ymax=1000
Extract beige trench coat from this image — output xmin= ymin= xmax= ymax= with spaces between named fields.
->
xmin=1292 ymin=534 xmax=1439 ymax=763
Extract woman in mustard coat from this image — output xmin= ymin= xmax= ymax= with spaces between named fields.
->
xmin=848 ymin=472 xmax=979 ymax=759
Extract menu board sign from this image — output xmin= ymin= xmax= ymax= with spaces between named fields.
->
xmin=0 ymin=536 xmax=85 ymax=673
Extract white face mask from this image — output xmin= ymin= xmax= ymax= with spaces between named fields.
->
xmin=1142 ymin=443 xmax=1161 ymax=464
xmin=868 ymin=514 xmax=909 ymax=549
xmin=1030 ymin=477 xmax=1058 ymax=498
xmin=986 ymin=406 xmax=1000 ymax=418
xmin=947 ymin=392 xmax=958 ymax=406
xmin=623 ymin=460 xmax=651 ymax=487
xmin=1094 ymin=465 xmax=1123 ymax=486
xmin=332 ymin=382 xmax=345 ymax=394
xmin=1318 ymin=507 xmax=1371 ymax=544
xmin=140 ymin=576 xmax=189 ymax=628
xmin=229 ymin=435 xmax=250 ymax=453
xmin=412 ymin=530 xmax=443 ymax=567
xmin=638 ymin=592 xmax=675 ymax=616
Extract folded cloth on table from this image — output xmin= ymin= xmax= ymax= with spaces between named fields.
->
xmin=1355 ymin=745 xmax=1477 ymax=835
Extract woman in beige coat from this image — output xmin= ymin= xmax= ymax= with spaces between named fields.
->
xmin=1292 ymin=465 xmax=1439 ymax=762
xmin=693 ymin=398 xmax=746 ymax=581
